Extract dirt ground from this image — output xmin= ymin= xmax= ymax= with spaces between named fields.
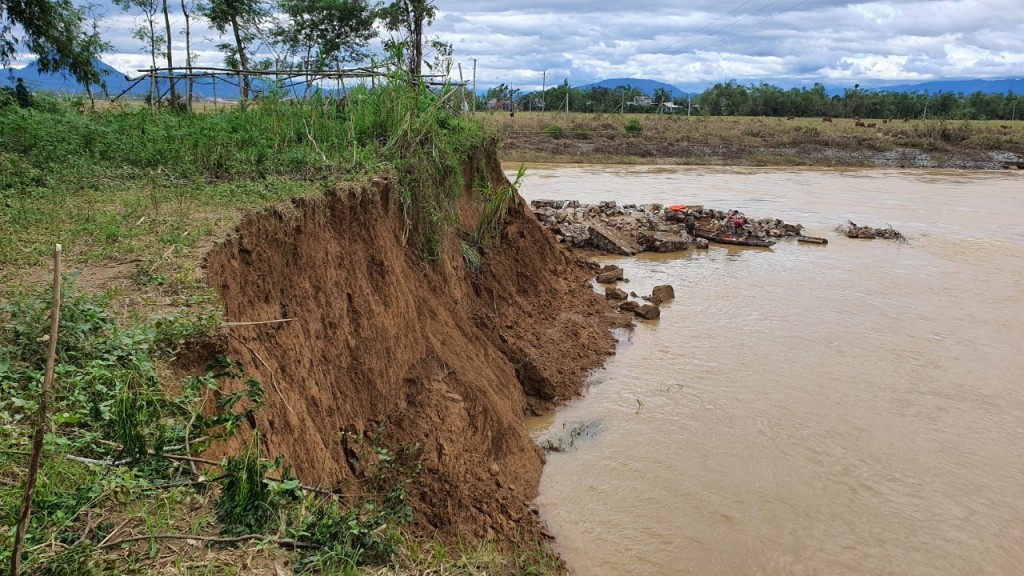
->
xmin=199 ymin=149 xmax=629 ymax=547
xmin=485 ymin=113 xmax=1023 ymax=169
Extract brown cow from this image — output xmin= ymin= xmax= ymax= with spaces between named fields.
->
xmin=822 ymin=116 xmax=833 ymax=123
xmin=855 ymin=120 xmax=866 ymax=127
xmin=1000 ymin=124 xmax=1012 ymax=130
xmin=787 ymin=116 xmax=795 ymax=120
xmin=866 ymin=123 xmax=877 ymax=128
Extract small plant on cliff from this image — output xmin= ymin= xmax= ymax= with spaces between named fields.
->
xmin=471 ymin=164 xmax=526 ymax=247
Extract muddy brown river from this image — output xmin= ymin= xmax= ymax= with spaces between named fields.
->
xmin=512 ymin=165 xmax=1024 ymax=575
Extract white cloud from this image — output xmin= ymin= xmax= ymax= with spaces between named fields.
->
xmin=56 ymin=0 xmax=1024 ymax=91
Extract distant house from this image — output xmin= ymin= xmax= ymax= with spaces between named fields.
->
xmin=630 ymin=95 xmax=653 ymax=107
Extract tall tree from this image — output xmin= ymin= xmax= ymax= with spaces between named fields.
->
xmin=1 ymin=0 xmax=108 ymax=85
xmin=200 ymin=0 xmax=268 ymax=109
xmin=115 ymin=0 xmax=164 ymax=104
xmin=274 ymin=0 xmax=375 ymax=95
xmin=380 ymin=0 xmax=435 ymax=79
xmin=160 ymin=0 xmax=176 ymax=105
xmin=180 ymin=0 xmax=194 ymax=107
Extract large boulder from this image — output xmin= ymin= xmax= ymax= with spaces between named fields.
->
xmin=637 ymin=231 xmax=692 ymax=253
xmin=587 ymin=224 xmax=642 ymax=256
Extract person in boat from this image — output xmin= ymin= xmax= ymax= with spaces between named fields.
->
xmin=725 ymin=211 xmax=747 ymax=235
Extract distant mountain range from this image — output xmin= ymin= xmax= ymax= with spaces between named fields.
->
xmin=1 ymin=58 xmax=256 ymax=100
xmin=3 ymin=60 xmax=1023 ymax=100
xmin=576 ymin=78 xmax=694 ymax=98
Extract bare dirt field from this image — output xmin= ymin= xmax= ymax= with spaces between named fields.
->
xmin=481 ymin=113 xmax=1024 ymax=169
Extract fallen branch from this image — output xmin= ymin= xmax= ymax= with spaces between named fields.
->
xmin=98 ymin=532 xmax=319 ymax=551
xmin=11 ymin=244 xmax=62 ymax=576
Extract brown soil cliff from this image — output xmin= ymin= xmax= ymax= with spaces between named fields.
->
xmin=201 ymin=147 xmax=625 ymax=545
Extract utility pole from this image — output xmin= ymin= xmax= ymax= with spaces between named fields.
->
xmin=472 ymin=59 xmax=477 ymax=114
xmin=688 ymin=95 xmax=692 ymax=118
xmin=541 ymin=70 xmax=546 ymax=112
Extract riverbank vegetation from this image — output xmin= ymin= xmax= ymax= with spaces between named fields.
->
xmin=498 ymin=79 xmax=1023 ymax=121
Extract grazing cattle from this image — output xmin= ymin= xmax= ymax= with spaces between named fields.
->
xmin=855 ymin=120 xmax=866 ymax=127
xmin=884 ymin=118 xmax=893 ymax=124
xmin=822 ymin=116 xmax=833 ymax=123
xmin=853 ymin=116 xmax=861 ymax=122
xmin=1000 ymin=124 xmax=1012 ymax=130
xmin=903 ymin=117 xmax=911 ymax=122
xmin=787 ymin=116 xmax=795 ymax=120
xmin=866 ymin=123 xmax=877 ymax=128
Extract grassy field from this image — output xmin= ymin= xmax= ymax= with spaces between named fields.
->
xmin=478 ymin=111 xmax=1024 ymax=166
xmin=0 ymin=81 xmax=564 ymax=574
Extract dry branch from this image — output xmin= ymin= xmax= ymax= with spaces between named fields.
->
xmin=10 ymin=244 xmax=61 ymax=576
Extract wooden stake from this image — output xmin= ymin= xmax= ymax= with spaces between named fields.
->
xmin=10 ymin=244 xmax=61 ymax=576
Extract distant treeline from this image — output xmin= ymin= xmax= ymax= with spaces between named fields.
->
xmin=497 ymin=80 xmax=1021 ymax=120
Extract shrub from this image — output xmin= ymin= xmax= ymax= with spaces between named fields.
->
xmin=625 ymin=118 xmax=642 ymax=135
xmin=543 ymin=124 xmax=564 ymax=138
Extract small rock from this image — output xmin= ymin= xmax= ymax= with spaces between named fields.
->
xmin=605 ymin=287 xmax=628 ymax=300
xmin=618 ymin=300 xmax=640 ymax=313
xmin=635 ymin=304 xmax=661 ymax=320
xmin=650 ymin=284 xmax=675 ymax=304
xmin=596 ymin=266 xmax=624 ymax=284
xmin=489 ymin=464 xmax=500 ymax=476
xmin=695 ymin=238 xmax=709 ymax=249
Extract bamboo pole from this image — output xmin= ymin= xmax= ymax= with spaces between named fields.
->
xmin=10 ymin=244 xmax=61 ymax=576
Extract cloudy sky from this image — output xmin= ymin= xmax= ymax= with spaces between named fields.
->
xmin=94 ymin=0 xmax=1024 ymax=91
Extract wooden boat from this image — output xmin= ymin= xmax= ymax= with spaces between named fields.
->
xmin=797 ymin=235 xmax=828 ymax=245
xmin=693 ymin=228 xmax=776 ymax=247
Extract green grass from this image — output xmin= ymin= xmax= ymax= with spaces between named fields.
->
xmin=0 ymin=62 xmax=530 ymax=574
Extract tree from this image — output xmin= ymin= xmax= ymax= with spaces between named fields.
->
xmin=200 ymin=0 xmax=269 ymax=108
xmin=160 ymin=0 xmax=176 ymax=105
xmin=1 ymin=0 xmax=108 ymax=85
xmin=115 ymin=0 xmax=164 ymax=104
xmin=274 ymin=0 xmax=375 ymax=94
xmin=379 ymin=0 xmax=435 ymax=79
xmin=181 ymin=0 xmax=195 ymax=107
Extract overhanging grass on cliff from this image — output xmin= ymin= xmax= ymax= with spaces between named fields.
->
xmin=0 ymin=72 xmax=485 ymax=281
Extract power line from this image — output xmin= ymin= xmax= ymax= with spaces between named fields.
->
xmin=700 ymin=0 xmax=813 ymax=52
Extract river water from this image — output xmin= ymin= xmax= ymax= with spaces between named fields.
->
xmin=512 ymin=165 xmax=1024 ymax=575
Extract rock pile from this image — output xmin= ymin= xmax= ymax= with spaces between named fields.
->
xmin=835 ymin=220 xmax=908 ymax=242
xmin=530 ymin=200 xmax=807 ymax=255
xmin=594 ymin=264 xmax=672 ymax=321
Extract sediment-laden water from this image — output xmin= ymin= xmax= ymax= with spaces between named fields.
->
xmin=514 ymin=165 xmax=1024 ymax=575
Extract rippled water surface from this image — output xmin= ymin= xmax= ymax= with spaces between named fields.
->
xmin=512 ymin=165 xmax=1024 ymax=576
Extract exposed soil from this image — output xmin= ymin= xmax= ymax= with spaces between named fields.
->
xmin=488 ymin=114 xmax=1024 ymax=169
xmin=500 ymin=132 xmax=1021 ymax=169
xmin=200 ymin=147 xmax=628 ymax=547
